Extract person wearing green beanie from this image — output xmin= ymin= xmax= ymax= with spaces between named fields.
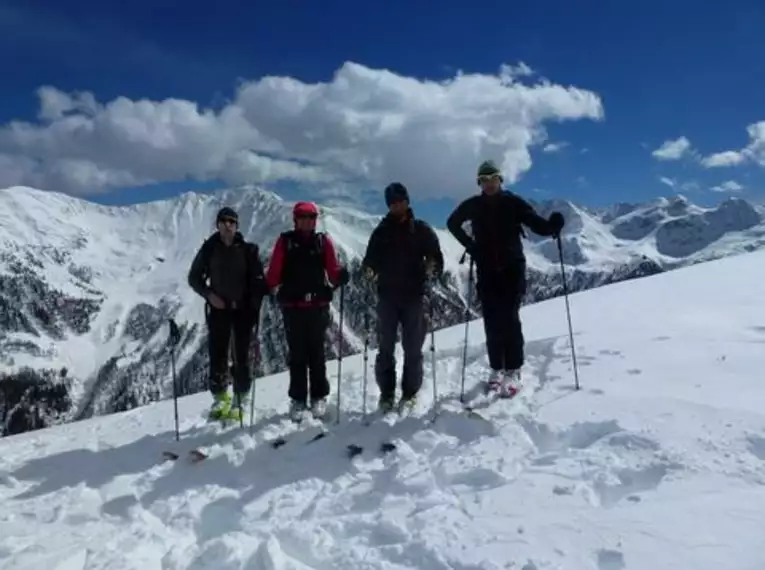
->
xmin=446 ymin=160 xmax=565 ymax=397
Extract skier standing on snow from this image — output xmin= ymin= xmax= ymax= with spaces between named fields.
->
xmin=361 ymin=182 xmax=444 ymax=415
xmin=446 ymin=160 xmax=565 ymax=396
xmin=187 ymin=206 xmax=269 ymax=422
xmin=265 ymin=201 xmax=350 ymax=422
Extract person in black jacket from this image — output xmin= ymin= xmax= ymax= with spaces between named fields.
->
xmin=362 ymin=182 xmax=444 ymax=414
xmin=187 ymin=206 xmax=269 ymax=422
xmin=446 ymin=160 xmax=565 ymax=396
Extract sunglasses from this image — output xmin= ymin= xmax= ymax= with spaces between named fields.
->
xmin=295 ymin=213 xmax=317 ymax=220
xmin=219 ymin=217 xmax=237 ymax=225
xmin=477 ymin=174 xmax=500 ymax=183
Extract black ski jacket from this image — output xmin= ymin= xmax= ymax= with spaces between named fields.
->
xmin=362 ymin=209 xmax=444 ymax=301
xmin=447 ymin=191 xmax=557 ymax=273
xmin=187 ymin=231 xmax=267 ymax=309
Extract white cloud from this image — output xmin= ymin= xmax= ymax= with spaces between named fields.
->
xmin=700 ymin=121 xmax=765 ymax=168
xmin=651 ymin=137 xmax=692 ymax=161
xmin=542 ymin=141 xmax=569 ymax=153
xmin=0 ymin=61 xmax=604 ymax=198
xmin=700 ymin=151 xmax=746 ymax=168
xmin=710 ymin=180 xmax=744 ymax=193
xmin=659 ymin=176 xmax=676 ymax=188
xmin=658 ymin=176 xmax=699 ymax=193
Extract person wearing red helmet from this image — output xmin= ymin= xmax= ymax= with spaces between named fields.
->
xmin=265 ymin=201 xmax=350 ymax=422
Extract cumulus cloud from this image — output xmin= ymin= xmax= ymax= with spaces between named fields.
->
xmin=700 ymin=122 xmax=765 ymax=168
xmin=651 ymin=137 xmax=692 ymax=161
xmin=0 ymin=61 xmax=604 ymax=198
xmin=710 ymin=180 xmax=744 ymax=193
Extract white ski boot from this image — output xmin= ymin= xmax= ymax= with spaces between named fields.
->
xmin=501 ymin=369 xmax=522 ymax=398
xmin=310 ymin=398 xmax=328 ymax=420
xmin=289 ymin=400 xmax=306 ymax=422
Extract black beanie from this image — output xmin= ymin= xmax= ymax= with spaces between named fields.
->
xmin=384 ymin=182 xmax=409 ymax=206
xmin=216 ymin=206 xmax=238 ymax=222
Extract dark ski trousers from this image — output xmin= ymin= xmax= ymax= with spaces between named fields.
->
xmin=282 ymin=305 xmax=331 ymax=405
xmin=206 ymin=306 xmax=256 ymax=396
xmin=374 ymin=295 xmax=427 ymax=400
xmin=477 ymin=266 xmax=526 ymax=371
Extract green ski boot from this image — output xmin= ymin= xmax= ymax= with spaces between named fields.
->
xmin=225 ymin=392 xmax=249 ymax=423
xmin=208 ymin=391 xmax=231 ymax=422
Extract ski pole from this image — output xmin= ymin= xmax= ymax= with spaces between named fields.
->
xmin=556 ymin=236 xmax=580 ymax=390
xmin=460 ymin=255 xmax=474 ymax=403
xmin=361 ymin=309 xmax=369 ymax=420
xmin=335 ymin=284 xmax=345 ymax=424
xmin=249 ymin=302 xmax=267 ymax=432
xmin=167 ymin=318 xmax=182 ymax=441
xmin=429 ymin=291 xmax=438 ymax=418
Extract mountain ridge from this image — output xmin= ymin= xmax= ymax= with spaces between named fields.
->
xmin=1 ymin=184 xmax=764 ymax=436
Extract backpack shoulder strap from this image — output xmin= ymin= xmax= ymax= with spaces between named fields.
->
xmin=199 ymin=234 xmax=218 ymax=270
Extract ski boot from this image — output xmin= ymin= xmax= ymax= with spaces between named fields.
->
xmin=397 ymin=394 xmax=417 ymax=417
xmin=378 ymin=395 xmax=395 ymax=414
xmin=486 ymin=370 xmax=503 ymax=394
xmin=225 ymin=392 xmax=249 ymax=423
xmin=289 ymin=399 xmax=307 ymax=423
xmin=208 ymin=391 xmax=231 ymax=422
xmin=310 ymin=397 xmax=328 ymax=420
xmin=501 ymin=369 xmax=522 ymax=398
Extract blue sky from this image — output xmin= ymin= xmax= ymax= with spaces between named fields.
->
xmin=2 ymin=0 xmax=765 ymax=226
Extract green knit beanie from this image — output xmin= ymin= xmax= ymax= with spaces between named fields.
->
xmin=477 ymin=160 xmax=501 ymax=178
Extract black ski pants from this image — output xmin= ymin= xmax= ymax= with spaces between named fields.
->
xmin=476 ymin=264 xmax=526 ymax=371
xmin=282 ymin=305 xmax=331 ymax=404
xmin=206 ymin=306 xmax=256 ymax=396
xmin=374 ymin=295 xmax=427 ymax=400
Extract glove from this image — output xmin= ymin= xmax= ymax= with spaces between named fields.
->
xmin=363 ymin=267 xmax=377 ymax=282
xmin=425 ymin=260 xmax=438 ymax=279
xmin=337 ymin=266 xmax=350 ymax=286
xmin=548 ymin=211 xmax=565 ymax=237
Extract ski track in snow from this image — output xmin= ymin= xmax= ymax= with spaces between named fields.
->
xmin=2 ymin=250 xmax=765 ymax=569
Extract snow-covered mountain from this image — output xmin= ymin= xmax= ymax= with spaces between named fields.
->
xmin=1 ymin=185 xmax=764 ymax=436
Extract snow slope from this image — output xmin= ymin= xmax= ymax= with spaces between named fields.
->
xmin=2 ymin=248 xmax=765 ymax=569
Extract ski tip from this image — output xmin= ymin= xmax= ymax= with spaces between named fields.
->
xmin=188 ymin=450 xmax=207 ymax=462
xmin=309 ymin=431 xmax=328 ymax=442
xmin=346 ymin=444 xmax=363 ymax=458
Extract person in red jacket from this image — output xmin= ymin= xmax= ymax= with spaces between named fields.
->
xmin=265 ymin=201 xmax=350 ymax=421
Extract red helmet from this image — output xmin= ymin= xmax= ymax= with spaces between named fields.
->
xmin=293 ymin=201 xmax=319 ymax=218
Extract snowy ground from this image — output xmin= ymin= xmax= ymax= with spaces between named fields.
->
xmin=2 ymin=250 xmax=765 ymax=570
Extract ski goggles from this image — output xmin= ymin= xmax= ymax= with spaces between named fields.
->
xmin=477 ymin=174 xmax=501 ymax=183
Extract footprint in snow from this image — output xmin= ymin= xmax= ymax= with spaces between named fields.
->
xmin=596 ymin=548 xmax=626 ymax=570
xmin=746 ymin=435 xmax=765 ymax=461
xmin=518 ymin=418 xmax=623 ymax=455
xmin=592 ymin=460 xmax=681 ymax=508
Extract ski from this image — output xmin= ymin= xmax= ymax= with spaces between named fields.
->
xmin=161 ymin=448 xmax=209 ymax=463
xmin=346 ymin=404 xmax=415 ymax=458
xmin=269 ymin=410 xmax=331 ymax=449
